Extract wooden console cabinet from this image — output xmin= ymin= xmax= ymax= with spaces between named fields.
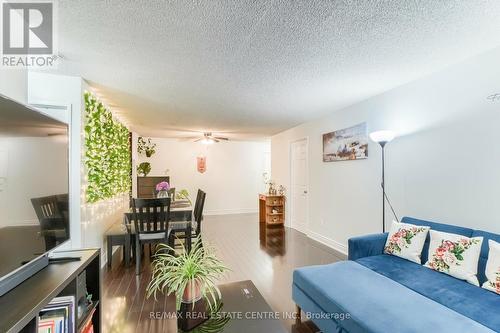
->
xmin=259 ymin=194 xmax=285 ymax=225
xmin=0 ymin=249 xmax=101 ymax=333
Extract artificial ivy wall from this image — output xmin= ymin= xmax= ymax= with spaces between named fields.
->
xmin=84 ymin=92 xmax=131 ymax=203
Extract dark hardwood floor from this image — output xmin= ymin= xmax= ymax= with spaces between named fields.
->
xmin=102 ymin=213 xmax=345 ymax=333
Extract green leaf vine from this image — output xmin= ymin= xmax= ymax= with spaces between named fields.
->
xmin=84 ymin=91 xmax=131 ymax=203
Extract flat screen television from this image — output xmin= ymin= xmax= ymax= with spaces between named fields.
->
xmin=0 ymin=94 xmax=69 ymax=296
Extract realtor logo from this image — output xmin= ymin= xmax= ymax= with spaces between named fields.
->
xmin=1 ymin=0 xmax=57 ymax=68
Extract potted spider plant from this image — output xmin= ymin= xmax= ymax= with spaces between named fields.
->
xmin=147 ymin=238 xmax=229 ymax=331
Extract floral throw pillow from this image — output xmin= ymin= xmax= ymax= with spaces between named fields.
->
xmin=384 ymin=221 xmax=430 ymax=264
xmin=482 ymin=240 xmax=500 ymax=295
xmin=424 ymin=230 xmax=483 ymax=286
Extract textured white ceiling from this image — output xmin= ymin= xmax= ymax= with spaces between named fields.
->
xmin=54 ymin=0 xmax=500 ymax=139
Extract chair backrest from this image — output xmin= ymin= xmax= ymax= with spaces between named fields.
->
xmin=168 ymin=188 xmax=176 ymax=200
xmin=132 ymin=198 xmax=171 ymax=233
xmin=31 ymin=195 xmax=61 ymax=220
xmin=193 ymin=190 xmax=206 ymax=234
xmin=31 ymin=195 xmax=69 ymax=248
xmin=192 ymin=189 xmax=202 ymax=213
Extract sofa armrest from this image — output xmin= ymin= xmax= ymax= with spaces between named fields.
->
xmin=348 ymin=233 xmax=388 ymax=261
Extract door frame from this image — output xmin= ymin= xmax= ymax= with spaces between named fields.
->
xmin=289 ymin=137 xmax=309 ymax=233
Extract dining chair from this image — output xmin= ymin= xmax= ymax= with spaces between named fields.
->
xmin=167 ymin=187 xmax=176 ymax=200
xmin=171 ymin=189 xmax=206 ymax=252
xmin=31 ymin=195 xmax=69 ymax=251
xmin=132 ymin=197 xmax=172 ymax=275
xmin=192 ymin=190 xmax=206 ymax=239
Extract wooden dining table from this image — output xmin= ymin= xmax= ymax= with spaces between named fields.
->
xmin=106 ymin=200 xmax=193 ymax=267
xmin=123 ymin=199 xmax=193 ymax=225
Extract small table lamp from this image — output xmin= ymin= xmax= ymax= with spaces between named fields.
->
xmin=369 ymin=130 xmax=396 ymax=232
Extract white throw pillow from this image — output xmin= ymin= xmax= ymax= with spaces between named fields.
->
xmin=482 ymin=240 xmax=500 ymax=295
xmin=424 ymin=230 xmax=483 ymax=286
xmin=384 ymin=221 xmax=430 ymax=264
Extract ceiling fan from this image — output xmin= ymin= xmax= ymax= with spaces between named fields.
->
xmin=194 ymin=132 xmax=229 ymax=144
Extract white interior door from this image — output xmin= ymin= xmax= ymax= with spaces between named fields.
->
xmin=290 ymin=138 xmax=308 ymax=232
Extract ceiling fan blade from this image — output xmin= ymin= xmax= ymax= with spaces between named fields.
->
xmin=213 ymin=137 xmax=229 ymax=141
xmin=194 ymin=138 xmax=202 ymax=142
xmin=176 ymin=136 xmax=200 ymax=141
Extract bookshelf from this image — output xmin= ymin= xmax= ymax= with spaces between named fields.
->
xmin=0 ymin=249 xmax=101 ymax=333
xmin=259 ymin=194 xmax=285 ymax=225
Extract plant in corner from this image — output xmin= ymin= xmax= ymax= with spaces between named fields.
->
xmin=137 ymin=136 xmax=157 ymax=157
xmin=147 ymin=238 xmax=229 ymax=329
xmin=137 ymin=162 xmax=151 ymax=177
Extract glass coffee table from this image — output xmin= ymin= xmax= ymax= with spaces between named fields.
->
xmin=182 ymin=280 xmax=287 ymax=332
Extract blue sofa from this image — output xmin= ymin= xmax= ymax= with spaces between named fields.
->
xmin=292 ymin=217 xmax=500 ymax=333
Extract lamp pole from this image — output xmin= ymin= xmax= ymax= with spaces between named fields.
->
xmin=369 ymin=130 xmax=397 ymax=233
xmin=380 ymin=141 xmax=387 ymax=233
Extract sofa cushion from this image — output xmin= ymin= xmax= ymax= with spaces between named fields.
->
xmin=424 ymin=230 xmax=483 ymax=286
xmin=293 ymin=261 xmax=494 ymax=333
xmin=401 ymin=217 xmax=474 ymax=263
xmin=482 ymin=240 xmax=500 ymax=295
xmin=471 ymin=230 xmax=500 ymax=285
xmin=384 ymin=221 xmax=430 ymax=264
xmin=356 ymin=254 xmax=500 ymax=332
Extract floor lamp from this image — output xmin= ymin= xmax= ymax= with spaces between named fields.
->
xmin=369 ymin=130 xmax=397 ymax=233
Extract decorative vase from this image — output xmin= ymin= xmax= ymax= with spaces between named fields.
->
xmin=178 ymin=280 xmax=210 ymax=331
xmin=182 ymin=279 xmax=203 ymax=303
xmin=157 ymin=190 xmax=169 ymax=198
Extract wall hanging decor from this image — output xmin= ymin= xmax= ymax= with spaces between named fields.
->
xmin=137 ymin=137 xmax=157 ymax=157
xmin=323 ymin=122 xmax=368 ymax=162
xmin=84 ymin=91 xmax=131 ymax=203
xmin=197 ymin=155 xmax=207 ymax=173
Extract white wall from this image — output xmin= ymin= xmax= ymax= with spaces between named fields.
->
xmin=271 ymin=46 xmax=500 ymax=255
xmin=28 ymin=72 xmax=84 ymax=249
xmin=0 ymin=69 xmax=27 ymax=103
xmin=135 ymin=137 xmax=271 ymax=215
xmin=27 ymin=72 xmax=129 ymax=262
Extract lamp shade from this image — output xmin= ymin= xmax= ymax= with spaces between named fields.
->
xmin=201 ymin=137 xmax=215 ymax=145
xmin=369 ymin=130 xmax=395 ymax=144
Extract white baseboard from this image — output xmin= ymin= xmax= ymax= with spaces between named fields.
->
xmin=204 ymin=208 xmax=258 ymax=216
xmin=307 ymin=230 xmax=348 ymax=256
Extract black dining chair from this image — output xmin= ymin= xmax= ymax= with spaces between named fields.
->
xmin=132 ymin=198 xmax=172 ymax=275
xmin=172 ymin=189 xmax=206 ymax=252
xmin=31 ymin=195 xmax=69 ymax=251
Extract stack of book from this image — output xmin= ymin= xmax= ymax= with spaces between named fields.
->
xmin=38 ymin=296 xmax=75 ymax=333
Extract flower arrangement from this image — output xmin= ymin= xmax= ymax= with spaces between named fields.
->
xmin=156 ymin=181 xmax=170 ymax=192
xmin=427 ymin=238 xmax=480 ymax=273
xmin=384 ymin=227 xmax=426 ymax=254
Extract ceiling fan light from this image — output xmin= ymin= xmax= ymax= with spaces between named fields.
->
xmin=201 ymin=137 xmax=214 ymax=145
